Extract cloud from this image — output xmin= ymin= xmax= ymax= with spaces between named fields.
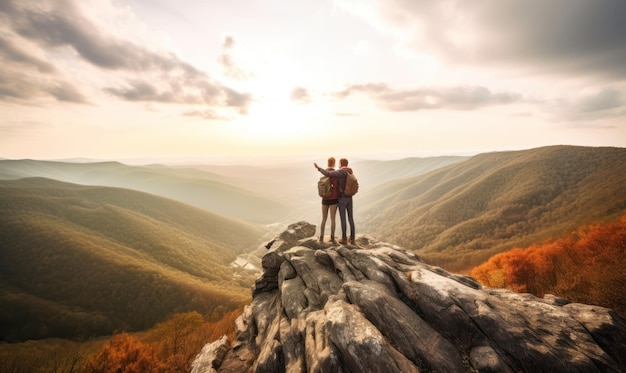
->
xmin=547 ymin=87 xmax=626 ymax=122
xmin=0 ymin=37 xmax=87 ymax=104
xmin=0 ymin=0 xmax=252 ymax=115
xmin=221 ymin=87 xmax=253 ymax=114
xmin=335 ymin=83 xmax=522 ymax=111
xmin=334 ymin=83 xmax=388 ymax=99
xmin=222 ymin=35 xmax=236 ymax=50
xmin=217 ymin=34 xmax=253 ymax=80
xmin=217 ymin=54 xmax=252 ymax=80
xmin=576 ymin=88 xmax=625 ymax=113
xmin=48 ymin=81 xmax=89 ymax=103
xmin=346 ymin=0 xmax=626 ymax=79
xmin=104 ymin=80 xmax=181 ymax=103
xmin=104 ymin=77 xmax=252 ymax=114
xmin=0 ymin=35 xmax=56 ymax=73
xmin=2 ymin=0 xmax=193 ymax=72
xmin=289 ymin=87 xmax=311 ymax=104
xmin=182 ymin=109 xmax=232 ymax=121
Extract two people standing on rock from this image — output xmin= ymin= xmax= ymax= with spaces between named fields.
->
xmin=314 ymin=157 xmax=355 ymax=244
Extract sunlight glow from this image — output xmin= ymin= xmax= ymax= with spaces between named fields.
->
xmin=243 ymin=100 xmax=328 ymax=140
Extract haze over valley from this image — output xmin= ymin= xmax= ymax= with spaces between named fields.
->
xmin=3 ymin=146 xmax=624 ymax=270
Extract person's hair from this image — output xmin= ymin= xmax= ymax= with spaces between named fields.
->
xmin=339 ymin=158 xmax=348 ymax=167
xmin=327 ymin=157 xmax=336 ymax=167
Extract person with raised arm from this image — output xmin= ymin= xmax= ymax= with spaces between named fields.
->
xmin=317 ymin=157 xmax=339 ymax=243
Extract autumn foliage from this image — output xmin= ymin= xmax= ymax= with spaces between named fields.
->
xmin=0 ymin=309 xmax=243 ymax=373
xmin=471 ymin=215 xmax=626 ymax=317
xmin=86 ymin=309 xmax=242 ymax=373
xmin=88 ymin=333 xmax=159 ymax=373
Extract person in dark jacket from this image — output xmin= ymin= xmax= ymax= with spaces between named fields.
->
xmin=314 ymin=158 xmax=355 ymax=244
xmin=319 ymin=157 xmax=339 ymax=243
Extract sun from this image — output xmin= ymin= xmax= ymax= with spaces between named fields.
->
xmin=226 ymin=46 xmax=339 ymax=142
xmin=241 ymin=97 xmax=330 ymax=140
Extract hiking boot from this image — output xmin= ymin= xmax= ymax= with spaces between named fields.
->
xmin=349 ymin=238 xmax=355 ymax=244
xmin=338 ymin=238 xmax=348 ymax=244
xmin=319 ymin=236 xmax=324 ymax=243
xmin=329 ymin=237 xmax=336 ymax=243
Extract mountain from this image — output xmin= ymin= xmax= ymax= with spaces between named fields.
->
xmin=3 ymin=147 xmax=624 ymax=272
xmin=185 ymin=156 xmax=467 ymax=224
xmin=353 ymin=155 xmax=468 ymax=189
xmin=0 ymin=159 xmax=290 ymax=223
xmin=0 ymin=156 xmax=467 ymax=227
xmin=192 ymin=222 xmax=626 ymax=372
xmin=359 ymin=146 xmax=626 ymax=270
xmin=0 ymin=178 xmax=268 ymax=342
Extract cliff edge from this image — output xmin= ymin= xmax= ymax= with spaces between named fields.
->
xmin=192 ymin=221 xmax=626 ymax=372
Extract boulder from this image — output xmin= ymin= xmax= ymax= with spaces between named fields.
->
xmin=194 ymin=222 xmax=626 ymax=372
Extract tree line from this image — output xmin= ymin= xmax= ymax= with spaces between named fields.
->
xmin=0 ymin=309 xmax=242 ymax=373
xmin=470 ymin=214 xmax=626 ymax=317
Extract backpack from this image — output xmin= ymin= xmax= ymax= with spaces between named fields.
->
xmin=318 ymin=176 xmax=333 ymax=198
xmin=344 ymin=172 xmax=359 ymax=196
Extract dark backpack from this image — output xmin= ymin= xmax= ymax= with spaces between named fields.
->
xmin=344 ymin=172 xmax=359 ymax=196
xmin=318 ymin=176 xmax=333 ymax=198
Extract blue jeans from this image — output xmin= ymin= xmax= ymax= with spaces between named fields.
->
xmin=338 ymin=196 xmax=355 ymax=240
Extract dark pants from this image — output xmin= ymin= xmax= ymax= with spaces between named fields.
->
xmin=338 ymin=196 xmax=355 ymax=240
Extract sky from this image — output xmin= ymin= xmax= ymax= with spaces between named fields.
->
xmin=1 ymin=0 xmax=626 ymax=164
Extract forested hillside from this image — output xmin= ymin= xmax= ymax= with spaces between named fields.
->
xmin=360 ymin=146 xmax=626 ymax=271
xmin=0 ymin=160 xmax=290 ymax=223
xmin=0 ymin=310 xmax=243 ymax=373
xmin=0 ymin=178 xmax=267 ymax=342
xmin=470 ymin=214 xmax=626 ymax=317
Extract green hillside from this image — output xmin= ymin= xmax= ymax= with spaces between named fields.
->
xmin=360 ymin=146 xmax=626 ymax=271
xmin=0 ymin=160 xmax=290 ymax=223
xmin=0 ymin=178 xmax=267 ymax=342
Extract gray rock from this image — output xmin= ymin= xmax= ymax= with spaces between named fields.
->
xmin=190 ymin=335 xmax=231 ymax=373
xmin=269 ymin=221 xmax=317 ymax=251
xmin=343 ymin=280 xmax=465 ymax=373
xmin=469 ymin=345 xmax=512 ymax=373
xmin=193 ymin=222 xmax=626 ymax=373
xmin=325 ymin=299 xmax=420 ymax=373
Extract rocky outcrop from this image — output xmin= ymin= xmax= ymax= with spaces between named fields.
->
xmin=192 ymin=221 xmax=626 ymax=373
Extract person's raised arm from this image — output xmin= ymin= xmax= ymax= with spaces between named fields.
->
xmin=314 ymin=163 xmax=344 ymax=177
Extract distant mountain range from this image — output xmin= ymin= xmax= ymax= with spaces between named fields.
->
xmin=0 ymin=178 xmax=267 ymax=341
xmin=0 ymin=156 xmax=467 ymax=226
xmin=0 ymin=160 xmax=290 ymax=224
xmin=359 ymin=145 xmax=626 ymax=270
xmin=2 ymin=147 xmax=625 ymax=271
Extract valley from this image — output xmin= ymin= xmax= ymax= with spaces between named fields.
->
xmin=0 ymin=178 xmax=267 ymax=342
xmin=1 ymin=145 xmax=625 ymax=371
